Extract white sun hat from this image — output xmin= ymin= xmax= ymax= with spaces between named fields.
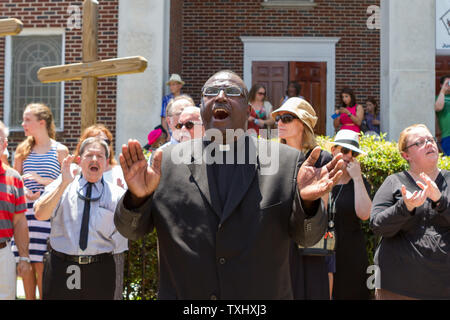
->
xmin=332 ymin=129 xmax=366 ymax=155
xmin=166 ymin=74 xmax=185 ymax=86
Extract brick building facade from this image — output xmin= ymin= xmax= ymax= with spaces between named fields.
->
xmin=0 ymin=0 xmax=382 ymax=156
xmin=172 ymin=0 xmax=381 ymax=113
xmin=0 ymin=0 xmax=118 ymax=155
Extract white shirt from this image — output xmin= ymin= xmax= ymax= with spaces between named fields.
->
xmin=36 ymin=175 xmax=127 ymax=255
xmin=103 ymin=165 xmax=127 ymax=189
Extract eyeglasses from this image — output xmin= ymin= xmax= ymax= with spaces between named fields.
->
xmin=404 ymin=137 xmax=437 ymax=150
xmin=257 ymin=91 xmax=266 ymax=96
xmin=275 ymin=114 xmax=298 ymax=124
xmin=175 ymin=121 xmax=202 ymax=130
xmin=340 ymin=147 xmax=359 ymax=157
xmin=202 ymin=86 xmax=244 ymax=97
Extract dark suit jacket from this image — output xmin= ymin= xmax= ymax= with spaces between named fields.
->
xmin=114 ymin=136 xmax=327 ymax=299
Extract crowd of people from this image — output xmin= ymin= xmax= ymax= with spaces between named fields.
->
xmin=0 ymin=71 xmax=448 ymax=300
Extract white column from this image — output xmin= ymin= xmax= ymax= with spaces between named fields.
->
xmin=380 ymin=0 xmax=436 ymax=141
xmin=116 ymin=0 xmax=170 ymax=151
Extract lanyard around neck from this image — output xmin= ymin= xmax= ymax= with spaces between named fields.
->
xmin=76 ymin=177 xmax=104 ymax=202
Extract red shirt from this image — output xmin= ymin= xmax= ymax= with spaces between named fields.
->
xmin=0 ymin=164 xmax=27 ymax=242
xmin=247 ymin=104 xmax=267 ymax=136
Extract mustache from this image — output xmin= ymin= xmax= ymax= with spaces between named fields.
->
xmin=212 ymin=103 xmax=231 ymax=112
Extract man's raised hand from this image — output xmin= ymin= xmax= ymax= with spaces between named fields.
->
xmin=61 ymin=154 xmax=79 ymax=184
xmin=120 ymin=139 xmax=162 ymax=206
xmin=297 ymin=147 xmax=344 ymax=203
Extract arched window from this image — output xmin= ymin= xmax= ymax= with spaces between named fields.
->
xmin=6 ymin=33 xmax=63 ymax=130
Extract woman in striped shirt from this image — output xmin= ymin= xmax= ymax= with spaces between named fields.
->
xmin=12 ymin=103 xmax=68 ymax=300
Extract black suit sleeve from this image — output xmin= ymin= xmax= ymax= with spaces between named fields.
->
xmin=289 ymin=152 xmax=328 ymax=247
xmin=114 ymin=191 xmax=155 ymax=241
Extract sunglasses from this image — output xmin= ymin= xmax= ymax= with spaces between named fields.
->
xmin=175 ymin=121 xmax=201 ymax=130
xmin=275 ymin=114 xmax=298 ymax=124
xmin=340 ymin=147 xmax=359 ymax=157
xmin=202 ymin=86 xmax=244 ymax=97
xmin=257 ymin=91 xmax=266 ymax=96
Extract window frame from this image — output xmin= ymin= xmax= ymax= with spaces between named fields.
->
xmin=261 ymin=0 xmax=317 ymax=9
xmin=4 ymin=28 xmax=66 ymax=132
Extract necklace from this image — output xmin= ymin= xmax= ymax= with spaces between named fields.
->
xmin=329 ymin=184 xmax=344 ymax=229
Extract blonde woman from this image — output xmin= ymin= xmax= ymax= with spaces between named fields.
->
xmin=272 ymin=97 xmax=335 ymax=300
xmin=371 ymin=124 xmax=450 ymax=300
xmin=12 ymin=103 xmax=68 ymax=299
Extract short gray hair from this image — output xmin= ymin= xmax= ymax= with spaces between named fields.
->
xmin=166 ymin=95 xmax=195 ymax=117
xmin=79 ymin=137 xmax=110 ymax=159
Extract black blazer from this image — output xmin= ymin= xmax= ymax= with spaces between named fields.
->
xmin=115 ymin=136 xmax=327 ymax=299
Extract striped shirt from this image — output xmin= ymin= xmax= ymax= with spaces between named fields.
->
xmin=23 ymin=141 xmax=62 ymax=193
xmin=0 ymin=165 xmax=27 ymax=242
xmin=12 ymin=140 xmax=62 ymax=262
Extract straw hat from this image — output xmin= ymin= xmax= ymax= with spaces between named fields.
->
xmin=271 ymin=97 xmax=318 ymax=134
xmin=166 ymin=74 xmax=185 ymax=86
xmin=332 ymin=129 xmax=366 ymax=155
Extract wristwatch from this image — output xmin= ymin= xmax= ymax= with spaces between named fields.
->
xmin=19 ymin=256 xmax=31 ymax=263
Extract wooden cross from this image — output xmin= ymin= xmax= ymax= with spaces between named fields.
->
xmin=37 ymin=0 xmax=148 ymax=131
xmin=0 ymin=18 xmax=23 ymax=36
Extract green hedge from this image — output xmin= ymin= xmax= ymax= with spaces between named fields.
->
xmin=123 ymin=135 xmax=450 ymax=299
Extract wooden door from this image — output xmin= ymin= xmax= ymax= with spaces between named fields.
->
xmin=289 ymin=62 xmax=327 ymax=136
xmin=252 ymin=61 xmax=288 ymax=110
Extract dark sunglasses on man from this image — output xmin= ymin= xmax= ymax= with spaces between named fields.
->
xmin=340 ymin=147 xmax=359 ymax=157
xmin=275 ymin=114 xmax=298 ymax=124
xmin=175 ymin=121 xmax=201 ymax=130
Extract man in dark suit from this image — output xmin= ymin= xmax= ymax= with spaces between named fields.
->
xmin=114 ymin=70 xmax=344 ymax=299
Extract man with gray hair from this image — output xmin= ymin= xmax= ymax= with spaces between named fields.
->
xmin=0 ymin=120 xmax=30 ymax=300
xmin=34 ymin=137 xmax=126 ymax=299
xmin=164 ymin=94 xmax=196 ymax=145
xmin=176 ymin=106 xmax=204 ymax=142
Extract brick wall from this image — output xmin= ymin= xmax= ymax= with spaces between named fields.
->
xmin=180 ymin=0 xmax=380 ymax=108
xmin=0 ymin=0 xmax=118 ymax=156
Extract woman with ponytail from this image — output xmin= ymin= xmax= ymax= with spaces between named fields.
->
xmin=12 ymin=103 xmax=68 ymax=299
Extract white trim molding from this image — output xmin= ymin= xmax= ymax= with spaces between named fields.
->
xmin=4 ymin=28 xmax=65 ymax=132
xmin=240 ymin=36 xmax=340 ymax=136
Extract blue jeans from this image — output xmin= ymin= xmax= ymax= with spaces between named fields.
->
xmin=441 ymin=136 xmax=450 ymax=156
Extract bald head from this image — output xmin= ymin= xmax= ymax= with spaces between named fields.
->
xmin=200 ymin=70 xmax=250 ymax=138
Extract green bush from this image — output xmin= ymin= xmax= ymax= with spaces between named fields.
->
xmin=123 ymin=136 xmax=450 ymax=299
xmin=123 ymin=231 xmax=158 ymax=300
xmin=123 ymin=149 xmax=158 ymax=300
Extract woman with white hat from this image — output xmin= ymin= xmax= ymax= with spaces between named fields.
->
xmin=371 ymin=124 xmax=450 ymax=300
xmin=330 ymin=129 xmax=372 ymax=300
xmin=272 ymin=97 xmax=334 ymax=300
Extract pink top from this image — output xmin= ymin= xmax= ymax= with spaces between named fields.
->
xmin=339 ymin=105 xmax=360 ymax=133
